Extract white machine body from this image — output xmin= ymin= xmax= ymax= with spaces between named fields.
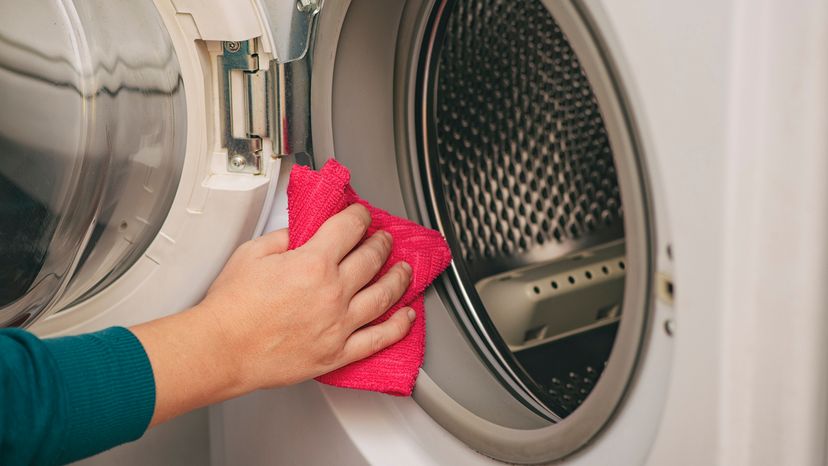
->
xmin=3 ymin=0 xmax=824 ymax=465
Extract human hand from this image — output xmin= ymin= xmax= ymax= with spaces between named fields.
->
xmin=132 ymin=204 xmax=413 ymax=426
xmin=201 ymin=203 xmax=414 ymax=389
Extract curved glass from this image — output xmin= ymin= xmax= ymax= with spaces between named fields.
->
xmin=0 ymin=0 xmax=186 ymax=327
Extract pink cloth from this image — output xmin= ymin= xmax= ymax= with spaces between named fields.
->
xmin=287 ymin=159 xmax=452 ymax=396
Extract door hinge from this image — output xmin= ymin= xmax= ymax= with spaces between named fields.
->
xmin=219 ymin=3 xmax=320 ymax=174
xmin=219 ymin=40 xmax=269 ymax=174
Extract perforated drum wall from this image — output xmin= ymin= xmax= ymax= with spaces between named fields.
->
xmin=429 ymin=0 xmax=623 ymax=273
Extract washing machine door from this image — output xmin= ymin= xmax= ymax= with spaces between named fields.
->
xmin=2 ymin=0 xmax=316 ymax=333
xmin=0 ymin=0 xmax=187 ymax=328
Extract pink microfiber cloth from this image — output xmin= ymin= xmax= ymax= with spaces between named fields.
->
xmin=287 ymin=159 xmax=452 ymax=396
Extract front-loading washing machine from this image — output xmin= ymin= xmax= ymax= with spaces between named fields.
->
xmin=3 ymin=0 xmax=828 ymax=465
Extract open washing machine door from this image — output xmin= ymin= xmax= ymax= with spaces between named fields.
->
xmin=0 ymin=0 xmax=320 ymax=335
xmin=211 ymin=1 xmax=828 ymax=465
xmin=0 ymin=2 xmax=316 ymax=463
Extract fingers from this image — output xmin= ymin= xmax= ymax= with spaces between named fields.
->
xmin=303 ymin=204 xmax=372 ymax=263
xmin=340 ymin=308 xmax=416 ymax=365
xmin=347 ymin=262 xmax=411 ymax=328
xmin=339 ymin=231 xmax=394 ymax=295
xmin=250 ymin=228 xmax=290 ymax=256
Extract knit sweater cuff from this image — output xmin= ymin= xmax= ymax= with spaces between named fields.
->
xmin=44 ymin=327 xmax=156 ymax=464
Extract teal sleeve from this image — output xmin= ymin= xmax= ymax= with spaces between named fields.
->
xmin=0 ymin=327 xmax=156 ymax=465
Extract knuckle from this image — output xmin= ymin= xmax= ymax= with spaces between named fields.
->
xmin=366 ymin=243 xmax=386 ymax=270
xmin=375 ymin=287 xmax=393 ymax=310
xmin=303 ymin=252 xmax=332 ymax=278
xmin=395 ymin=266 xmax=410 ymax=287
xmin=329 ymin=283 xmax=347 ymax=304
xmin=394 ymin=319 xmax=409 ymax=337
xmin=374 ymin=230 xmax=391 ymax=248
xmin=319 ymin=330 xmax=345 ymax=362
xmin=344 ymin=209 xmax=369 ymax=232
xmin=237 ymin=240 xmax=257 ymax=255
xmin=318 ymin=348 xmax=340 ymax=368
xmin=351 ymin=203 xmax=371 ymax=222
xmin=370 ymin=332 xmax=386 ymax=354
xmin=317 ymin=281 xmax=344 ymax=306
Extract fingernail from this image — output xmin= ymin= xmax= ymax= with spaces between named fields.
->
xmin=406 ymin=308 xmax=417 ymax=322
xmin=399 ymin=261 xmax=412 ymax=274
xmin=379 ymin=230 xmax=392 ymax=242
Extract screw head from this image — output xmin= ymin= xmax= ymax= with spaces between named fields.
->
xmin=224 ymin=41 xmax=241 ymax=53
xmin=664 ymin=319 xmax=675 ymax=336
xmin=230 ymin=155 xmax=247 ymax=170
xmin=296 ymin=0 xmax=320 ymax=13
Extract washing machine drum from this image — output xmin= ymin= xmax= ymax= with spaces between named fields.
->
xmin=326 ymin=0 xmax=654 ymax=461
xmin=426 ymin=0 xmax=626 ymax=418
xmin=0 ymin=1 xmax=187 ymax=327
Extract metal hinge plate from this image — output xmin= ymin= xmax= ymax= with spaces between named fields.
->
xmin=220 ymin=40 xmax=268 ymax=174
xmin=219 ymin=2 xmax=321 ymax=174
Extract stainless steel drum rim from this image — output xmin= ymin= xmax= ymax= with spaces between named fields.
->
xmin=401 ymin=0 xmax=655 ymax=460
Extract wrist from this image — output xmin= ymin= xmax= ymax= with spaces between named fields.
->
xmin=131 ymin=303 xmax=251 ymax=426
xmin=184 ymin=301 xmax=252 ymax=398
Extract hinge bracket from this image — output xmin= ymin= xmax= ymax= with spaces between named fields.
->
xmin=219 ymin=40 xmax=268 ymax=174
xmin=219 ymin=1 xmax=322 ymax=173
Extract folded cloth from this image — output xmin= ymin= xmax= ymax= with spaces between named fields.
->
xmin=287 ymin=159 xmax=452 ymax=396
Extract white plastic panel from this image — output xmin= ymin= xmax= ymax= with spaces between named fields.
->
xmin=170 ymin=0 xmax=263 ymax=41
xmin=719 ymin=1 xmax=828 ymax=465
xmin=590 ymin=0 xmax=733 ymax=463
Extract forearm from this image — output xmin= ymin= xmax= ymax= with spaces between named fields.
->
xmin=130 ymin=304 xmax=248 ymax=427
xmin=1 ymin=327 xmax=155 ymax=465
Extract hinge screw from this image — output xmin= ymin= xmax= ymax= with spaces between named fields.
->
xmin=664 ymin=319 xmax=675 ymax=336
xmin=230 ymin=155 xmax=247 ymax=170
xmin=296 ymin=0 xmax=321 ymax=13
xmin=224 ymin=41 xmax=241 ymax=53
